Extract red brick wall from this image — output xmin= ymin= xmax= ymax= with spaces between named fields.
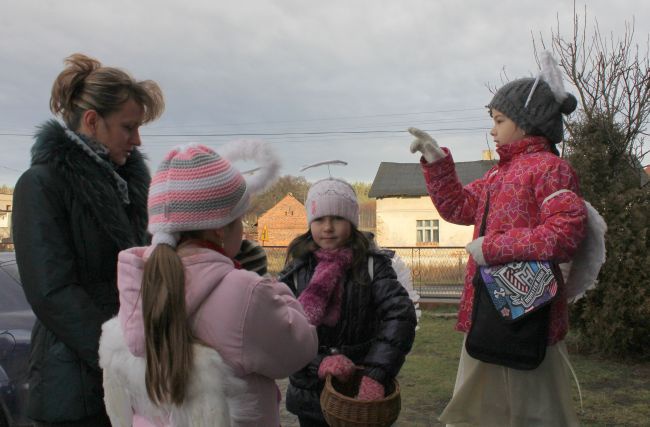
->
xmin=257 ymin=194 xmax=308 ymax=246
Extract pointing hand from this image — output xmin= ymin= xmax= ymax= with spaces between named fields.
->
xmin=408 ymin=127 xmax=445 ymax=163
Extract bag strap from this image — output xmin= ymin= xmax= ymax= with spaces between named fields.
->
xmin=472 ymin=192 xmax=490 ymax=289
xmin=478 ymin=192 xmax=490 ymax=237
xmin=368 ymin=256 xmax=374 ymax=281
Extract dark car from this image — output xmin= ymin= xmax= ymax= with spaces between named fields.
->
xmin=0 ymin=252 xmax=34 ymax=427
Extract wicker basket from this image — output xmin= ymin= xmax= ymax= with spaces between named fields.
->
xmin=320 ymin=370 xmax=401 ymax=427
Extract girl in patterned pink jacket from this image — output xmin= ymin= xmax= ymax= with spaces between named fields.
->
xmin=410 ymin=56 xmax=587 ymax=426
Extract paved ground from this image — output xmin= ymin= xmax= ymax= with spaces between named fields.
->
xmin=278 ymin=378 xmax=299 ymax=426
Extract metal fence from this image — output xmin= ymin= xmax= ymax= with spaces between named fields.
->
xmin=264 ymin=246 xmax=467 ymax=298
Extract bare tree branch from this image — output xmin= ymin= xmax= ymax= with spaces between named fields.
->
xmin=533 ymin=1 xmax=650 ymax=165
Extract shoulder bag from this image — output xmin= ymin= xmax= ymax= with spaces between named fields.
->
xmin=465 ymin=193 xmax=559 ymax=370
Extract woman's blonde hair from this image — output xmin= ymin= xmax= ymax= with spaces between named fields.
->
xmin=50 ymin=53 xmax=164 ymax=130
xmin=142 ymin=243 xmax=193 ymax=405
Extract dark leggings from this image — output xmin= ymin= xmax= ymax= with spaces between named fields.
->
xmin=298 ymin=416 xmax=329 ymax=427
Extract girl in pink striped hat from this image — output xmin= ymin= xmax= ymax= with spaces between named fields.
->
xmin=99 ymin=143 xmax=318 ymax=427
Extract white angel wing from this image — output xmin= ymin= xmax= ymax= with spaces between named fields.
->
xmin=564 ymin=201 xmax=607 ymax=303
xmin=98 ymin=318 xmax=139 ymax=427
xmin=99 ymin=317 xmax=255 ymax=427
xmin=390 ymin=253 xmax=422 ymax=330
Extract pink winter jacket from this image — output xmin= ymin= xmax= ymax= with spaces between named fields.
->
xmin=421 ymin=137 xmax=587 ymax=344
xmin=117 ymin=244 xmax=318 ymax=427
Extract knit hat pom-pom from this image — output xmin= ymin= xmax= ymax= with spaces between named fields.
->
xmin=561 ymin=93 xmax=578 ymax=115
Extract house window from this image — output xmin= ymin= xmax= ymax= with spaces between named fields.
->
xmin=416 ymin=219 xmax=439 ymax=243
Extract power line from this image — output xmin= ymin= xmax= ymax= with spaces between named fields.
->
xmin=142 ymin=126 xmax=489 ymax=138
xmin=0 ymin=126 xmax=490 ymax=140
xmin=147 ymin=107 xmax=487 ymax=129
xmin=0 ymin=107 xmax=489 ymax=136
xmin=0 ymin=164 xmax=23 ymax=172
xmin=140 ymin=128 xmax=491 ymax=148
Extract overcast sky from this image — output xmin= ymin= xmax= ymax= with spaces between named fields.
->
xmin=1 ymin=0 xmax=648 ymax=187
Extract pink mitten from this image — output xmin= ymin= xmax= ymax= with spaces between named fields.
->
xmin=356 ymin=376 xmax=385 ymax=401
xmin=318 ymin=354 xmax=355 ymax=382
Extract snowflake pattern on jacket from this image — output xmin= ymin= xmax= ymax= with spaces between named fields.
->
xmin=421 ymin=136 xmax=587 ymax=344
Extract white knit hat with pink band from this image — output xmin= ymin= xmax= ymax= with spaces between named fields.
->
xmin=305 ymin=178 xmax=359 ymax=227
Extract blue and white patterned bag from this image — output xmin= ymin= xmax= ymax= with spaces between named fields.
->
xmin=479 ymin=261 xmax=558 ymax=322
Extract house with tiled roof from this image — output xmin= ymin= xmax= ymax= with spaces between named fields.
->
xmin=369 ymin=156 xmax=495 ymax=247
xmin=256 ymin=193 xmax=308 ymax=246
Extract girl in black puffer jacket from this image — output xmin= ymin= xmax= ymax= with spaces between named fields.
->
xmin=279 ymin=177 xmax=417 ymax=427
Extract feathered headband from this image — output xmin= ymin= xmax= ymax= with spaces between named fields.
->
xmin=525 ymin=50 xmax=568 ymax=108
xmin=218 ymin=139 xmax=281 ymax=195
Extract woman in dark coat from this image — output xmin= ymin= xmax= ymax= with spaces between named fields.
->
xmin=12 ymin=53 xmax=164 ymax=427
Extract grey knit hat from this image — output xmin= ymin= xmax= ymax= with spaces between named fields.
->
xmin=488 ymin=78 xmax=578 ymax=144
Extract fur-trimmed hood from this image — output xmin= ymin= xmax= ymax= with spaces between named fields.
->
xmin=31 ymin=119 xmax=151 ymax=249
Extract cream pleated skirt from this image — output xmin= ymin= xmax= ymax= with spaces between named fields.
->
xmin=439 ymin=335 xmax=580 ymax=427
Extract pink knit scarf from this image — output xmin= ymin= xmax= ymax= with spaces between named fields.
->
xmin=298 ymin=248 xmax=354 ymax=326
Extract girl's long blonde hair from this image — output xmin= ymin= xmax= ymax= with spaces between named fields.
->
xmin=141 ymin=242 xmax=193 ymax=405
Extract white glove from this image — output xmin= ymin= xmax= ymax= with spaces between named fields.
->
xmin=466 ymin=237 xmax=487 ymax=266
xmin=408 ymin=127 xmax=446 ymax=163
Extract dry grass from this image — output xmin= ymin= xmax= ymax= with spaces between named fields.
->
xmin=397 ymin=309 xmax=650 ymax=426
xmin=280 ymin=308 xmax=650 ymax=426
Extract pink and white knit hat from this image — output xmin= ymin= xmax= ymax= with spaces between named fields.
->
xmin=148 ymin=144 xmax=249 ymax=247
xmin=305 ymin=178 xmax=359 ymax=227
